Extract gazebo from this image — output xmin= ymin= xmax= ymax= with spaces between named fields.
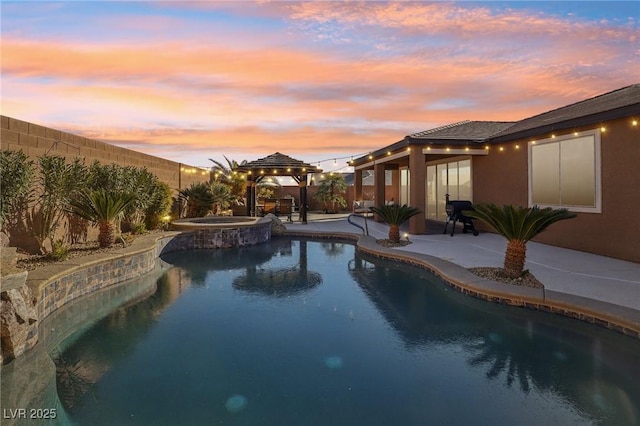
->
xmin=235 ymin=152 xmax=322 ymax=224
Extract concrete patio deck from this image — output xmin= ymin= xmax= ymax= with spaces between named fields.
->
xmin=284 ymin=214 xmax=640 ymax=336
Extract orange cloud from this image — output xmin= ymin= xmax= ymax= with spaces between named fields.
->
xmin=2 ymin=1 xmax=637 ymax=168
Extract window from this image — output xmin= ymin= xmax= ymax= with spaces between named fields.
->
xmin=426 ymin=158 xmax=471 ymax=220
xmin=399 ymin=168 xmax=410 ymax=205
xmin=529 ymin=130 xmax=601 ymax=213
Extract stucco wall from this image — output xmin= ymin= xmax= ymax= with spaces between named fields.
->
xmin=473 ymin=117 xmax=639 ymax=263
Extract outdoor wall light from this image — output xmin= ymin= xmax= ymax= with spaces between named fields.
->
xmin=632 ymin=119 xmax=638 ymax=126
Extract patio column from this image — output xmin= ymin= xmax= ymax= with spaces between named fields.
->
xmin=408 ymin=147 xmax=426 ymax=234
xmin=374 ymin=163 xmax=386 ymax=222
xmin=354 ymin=169 xmax=363 ymax=201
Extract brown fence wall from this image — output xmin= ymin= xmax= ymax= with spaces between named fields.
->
xmin=1 ymin=116 xmax=207 ymax=192
xmin=1 ymin=116 xmax=208 ymax=252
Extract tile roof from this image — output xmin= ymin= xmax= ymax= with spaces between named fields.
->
xmin=236 ymin=152 xmax=321 ymax=174
xmin=490 ymin=84 xmax=640 ymax=142
xmin=407 ymin=120 xmax=515 ymax=143
xmin=352 ymin=84 xmax=640 ymax=166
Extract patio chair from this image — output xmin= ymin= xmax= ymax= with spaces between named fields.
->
xmin=263 ymin=199 xmax=277 ymax=215
xmin=443 ymin=195 xmax=479 ymax=237
xmin=278 ymin=198 xmax=293 ymax=222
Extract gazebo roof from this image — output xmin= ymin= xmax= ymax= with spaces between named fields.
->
xmin=236 ymin=152 xmax=322 ymax=175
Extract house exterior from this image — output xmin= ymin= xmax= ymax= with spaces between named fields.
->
xmin=351 ymin=84 xmax=640 ymax=263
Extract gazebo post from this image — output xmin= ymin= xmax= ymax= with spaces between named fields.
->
xmin=245 ymin=179 xmax=254 ymax=216
xmin=299 ymin=175 xmax=308 ymax=224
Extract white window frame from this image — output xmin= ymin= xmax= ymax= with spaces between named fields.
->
xmin=425 ymin=156 xmax=473 ymax=220
xmin=528 ymin=129 xmax=601 ymax=213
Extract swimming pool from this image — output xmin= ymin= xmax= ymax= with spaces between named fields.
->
xmin=55 ymin=238 xmax=639 ymax=425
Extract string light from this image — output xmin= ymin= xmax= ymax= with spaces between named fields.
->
xmin=633 ymin=119 xmax=638 ymax=126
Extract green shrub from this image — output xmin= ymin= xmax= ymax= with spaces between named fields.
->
xmin=0 ymin=150 xmax=34 ymax=227
xmin=48 ymin=239 xmax=69 ymax=261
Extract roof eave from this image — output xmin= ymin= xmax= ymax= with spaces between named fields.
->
xmin=489 ymin=104 xmax=640 ymax=143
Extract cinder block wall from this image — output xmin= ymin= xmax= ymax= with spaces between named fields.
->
xmin=1 ymin=116 xmax=208 ymax=252
xmin=1 ymin=115 xmax=207 ymax=192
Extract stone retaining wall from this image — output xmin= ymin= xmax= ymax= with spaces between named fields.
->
xmin=1 ymin=221 xmax=272 ymax=364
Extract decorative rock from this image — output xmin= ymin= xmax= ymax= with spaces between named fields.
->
xmin=1 ymin=246 xmax=19 ymax=275
xmin=1 ymin=270 xmax=28 ymax=292
xmin=1 ymin=285 xmax=38 ymax=364
xmin=265 ymin=214 xmax=286 ymax=235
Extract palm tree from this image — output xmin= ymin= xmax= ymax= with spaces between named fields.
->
xmin=465 ymin=204 xmax=576 ymax=279
xmin=369 ymin=204 xmax=421 ymax=243
xmin=179 ymin=182 xmax=215 ymax=217
xmin=209 ymin=156 xmax=247 ymax=205
xmin=67 ymin=189 xmax=136 ymax=247
xmin=314 ymin=174 xmax=347 ymax=213
xmin=210 ymin=181 xmax=235 ymax=214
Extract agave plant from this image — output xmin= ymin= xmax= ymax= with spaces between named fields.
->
xmin=67 ymin=189 xmax=136 ymax=247
xmin=465 ymin=204 xmax=576 ymax=279
xmin=369 ymin=204 xmax=421 ymax=243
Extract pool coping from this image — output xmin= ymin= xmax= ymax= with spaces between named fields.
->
xmin=4 ymin=227 xmax=638 ymax=365
xmin=281 ymin=230 xmax=640 ymax=338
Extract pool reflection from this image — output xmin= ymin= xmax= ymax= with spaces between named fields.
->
xmin=349 ymin=250 xmax=640 ymax=424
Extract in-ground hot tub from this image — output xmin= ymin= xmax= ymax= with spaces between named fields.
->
xmin=166 ymin=216 xmax=272 ymax=249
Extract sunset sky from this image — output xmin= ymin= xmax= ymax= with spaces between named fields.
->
xmin=2 ymin=1 xmax=638 ymax=172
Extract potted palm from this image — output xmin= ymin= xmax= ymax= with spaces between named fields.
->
xmin=314 ymin=174 xmax=347 ymax=213
xmin=465 ymin=204 xmax=576 ymax=279
xmin=369 ymin=204 xmax=421 ymax=243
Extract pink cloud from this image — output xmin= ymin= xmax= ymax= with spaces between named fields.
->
xmin=2 ymin=1 xmax=636 ymax=167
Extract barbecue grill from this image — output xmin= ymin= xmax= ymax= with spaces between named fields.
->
xmin=442 ymin=194 xmax=479 ymax=237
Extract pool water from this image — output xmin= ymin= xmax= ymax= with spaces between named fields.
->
xmin=56 ymin=238 xmax=640 ymax=425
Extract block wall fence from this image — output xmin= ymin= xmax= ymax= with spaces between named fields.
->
xmin=1 ymin=115 xmax=395 ymax=227
xmin=1 ymin=115 xmax=207 ymax=194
